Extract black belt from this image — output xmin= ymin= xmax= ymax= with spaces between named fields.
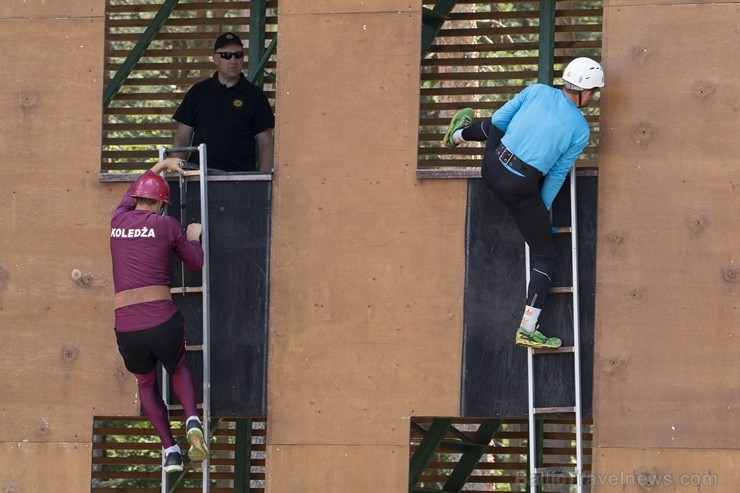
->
xmin=493 ymin=144 xmax=541 ymax=178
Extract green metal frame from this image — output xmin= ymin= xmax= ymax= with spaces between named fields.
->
xmin=248 ymin=0 xmax=267 ymax=85
xmin=234 ymin=418 xmax=254 ymax=493
xmin=538 ymin=0 xmax=557 ymax=85
xmin=524 ymin=419 xmax=545 ymax=493
xmin=409 ymin=418 xmax=502 ymax=493
xmin=442 ymin=419 xmax=502 ymax=492
xmin=409 ymin=419 xmax=452 ymax=490
xmin=250 ymin=37 xmax=277 ymax=85
xmin=420 ymin=0 xmax=458 ymax=57
xmin=103 ymin=0 xmax=180 ymax=108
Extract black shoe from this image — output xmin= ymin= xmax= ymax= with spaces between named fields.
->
xmin=163 ymin=451 xmax=184 ymax=473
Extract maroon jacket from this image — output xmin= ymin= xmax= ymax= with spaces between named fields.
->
xmin=110 ymin=171 xmax=203 ymax=331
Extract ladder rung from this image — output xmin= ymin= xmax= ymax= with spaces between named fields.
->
xmin=186 ymin=345 xmax=204 ymax=352
xmin=182 ymin=170 xmax=202 ymax=177
xmin=166 ymin=403 xmax=204 ymax=411
xmin=532 ymin=346 xmax=575 ymax=354
xmin=548 ymin=286 xmax=574 ymax=294
xmin=552 ymin=226 xmax=572 ymax=234
xmin=170 ymin=286 xmax=203 ymax=294
xmin=533 ymin=406 xmax=576 ymax=415
xmin=534 ymin=466 xmax=579 ymax=474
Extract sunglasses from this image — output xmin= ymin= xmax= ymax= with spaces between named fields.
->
xmin=216 ymin=51 xmax=244 ymax=60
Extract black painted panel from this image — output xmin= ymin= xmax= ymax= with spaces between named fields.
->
xmin=167 ymin=179 xmax=270 ymax=417
xmin=461 ymin=173 xmax=597 ymax=418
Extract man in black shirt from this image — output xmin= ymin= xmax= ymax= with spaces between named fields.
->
xmin=172 ymin=32 xmax=275 ymax=172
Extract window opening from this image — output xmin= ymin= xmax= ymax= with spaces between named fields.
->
xmin=102 ymin=0 xmax=278 ymax=175
xmin=91 ymin=416 xmax=266 ymax=491
xmin=419 ymin=1 xmax=603 ymax=174
xmin=409 ymin=417 xmax=594 ymax=491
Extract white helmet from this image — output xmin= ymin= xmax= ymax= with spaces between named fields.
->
xmin=562 ymin=57 xmax=604 ymax=90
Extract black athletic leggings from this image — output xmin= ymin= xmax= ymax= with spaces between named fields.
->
xmin=465 ymin=120 xmax=557 ymax=309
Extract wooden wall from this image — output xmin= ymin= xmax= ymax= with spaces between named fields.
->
xmin=1 ymin=0 xmax=739 ymax=492
xmin=593 ymin=0 xmax=739 ymax=490
xmin=0 ymin=2 xmax=140 ymax=491
xmin=267 ymin=2 xmax=466 ymax=491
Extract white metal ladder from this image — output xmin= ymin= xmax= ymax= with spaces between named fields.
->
xmin=158 ymin=144 xmax=212 ymax=493
xmin=525 ymin=166 xmax=583 ymax=492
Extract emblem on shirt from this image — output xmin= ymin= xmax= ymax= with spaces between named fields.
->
xmin=111 ymin=226 xmax=156 ymax=238
xmin=232 ymin=98 xmax=244 ymax=108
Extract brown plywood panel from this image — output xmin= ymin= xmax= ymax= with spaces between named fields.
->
xmin=267 ymin=444 xmax=408 ymax=493
xmin=605 ymin=0 xmax=731 ymax=7
xmin=594 ymin=4 xmax=740 ymax=448
xmin=0 ymin=297 xmax=138 ymax=442
xmin=0 ymin=2 xmax=102 ymax=18
xmin=269 ymin=9 xmax=465 ymax=448
xmin=593 ymin=448 xmax=738 ymax=492
xmin=0 ymin=442 xmax=93 ymax=492
xmin=0 ymin=16 xmax=138 ymax=443
xmin=280 ymin=0 xmax=416 ymax=15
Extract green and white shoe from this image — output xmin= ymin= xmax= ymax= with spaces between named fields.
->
xmin=186 ymin=420 xmax=209 ymax=463
xmin=442 ymin=108 xmax=474 ymax=147
xmin=515 ymin=327 xmax=562 ymax=349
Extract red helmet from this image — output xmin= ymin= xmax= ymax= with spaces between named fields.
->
xmin=132 ymin=173 xmax=171 ymax=204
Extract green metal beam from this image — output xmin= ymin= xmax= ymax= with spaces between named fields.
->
xmin=538 ymin=0 xmax=557 ymax=85
xmin=525 ymin=419 xmax=545 ymax=493
xmin=103 ymin=0 xmax=180 ymax=108
xmin=408 ymin=418 xmax=452 ymax=491
xmin=249 ymin=36 xmax=277 ymax=85
xmin=234 ymin=418 xmax=253 ymax=493
xmin=248 ymin=0 xmax=267 ymax=86
xmin=443 ymin=419 xmax=502 ymax=492
xmin=535 ymin=419 xmax=544 ymax=493
xmin=420 ymin=0 xmax=458 ymax=57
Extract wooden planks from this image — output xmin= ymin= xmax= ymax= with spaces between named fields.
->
xmin=266 ymin=444 xmax=409 ymax=493
xmin=278 ymin=1 xmax=416 ymax=15
xmin=0 ymin=2 xmax=103 ymax=18
xmin=0 ymin=15 xmax=140 ymax=444
xmin=594 ymin=3 xmax=740 ymax=448
xmin=593 ymin=448 xmax=739 ymax=492
xmin=268 ymin=6 xmax=465 ymax=451
xmin=90 ymin=417 xmax=267 ymax=491
xmin=0 ymin=442 xmax=94 ymax=492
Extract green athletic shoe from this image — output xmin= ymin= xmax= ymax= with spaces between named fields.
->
xmin=442 ymin=108 xmax=474 ymax=147
xmin=515 ymin=327 xmax=562 ymax=349
xmin=186 ymin=420 xmax=209 ymax=463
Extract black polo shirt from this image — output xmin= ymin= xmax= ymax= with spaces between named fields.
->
xmin=173 ymin=73 xmax=275 ymax=172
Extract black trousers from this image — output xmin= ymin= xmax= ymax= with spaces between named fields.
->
xmin=473 ymin=122 xmax=557 ymax=310
xmin=115 ymin=311 xmax=186 ymax=375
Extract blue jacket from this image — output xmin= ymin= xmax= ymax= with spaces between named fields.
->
xmin=491 ymin=84 xmax=589 ymax=210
